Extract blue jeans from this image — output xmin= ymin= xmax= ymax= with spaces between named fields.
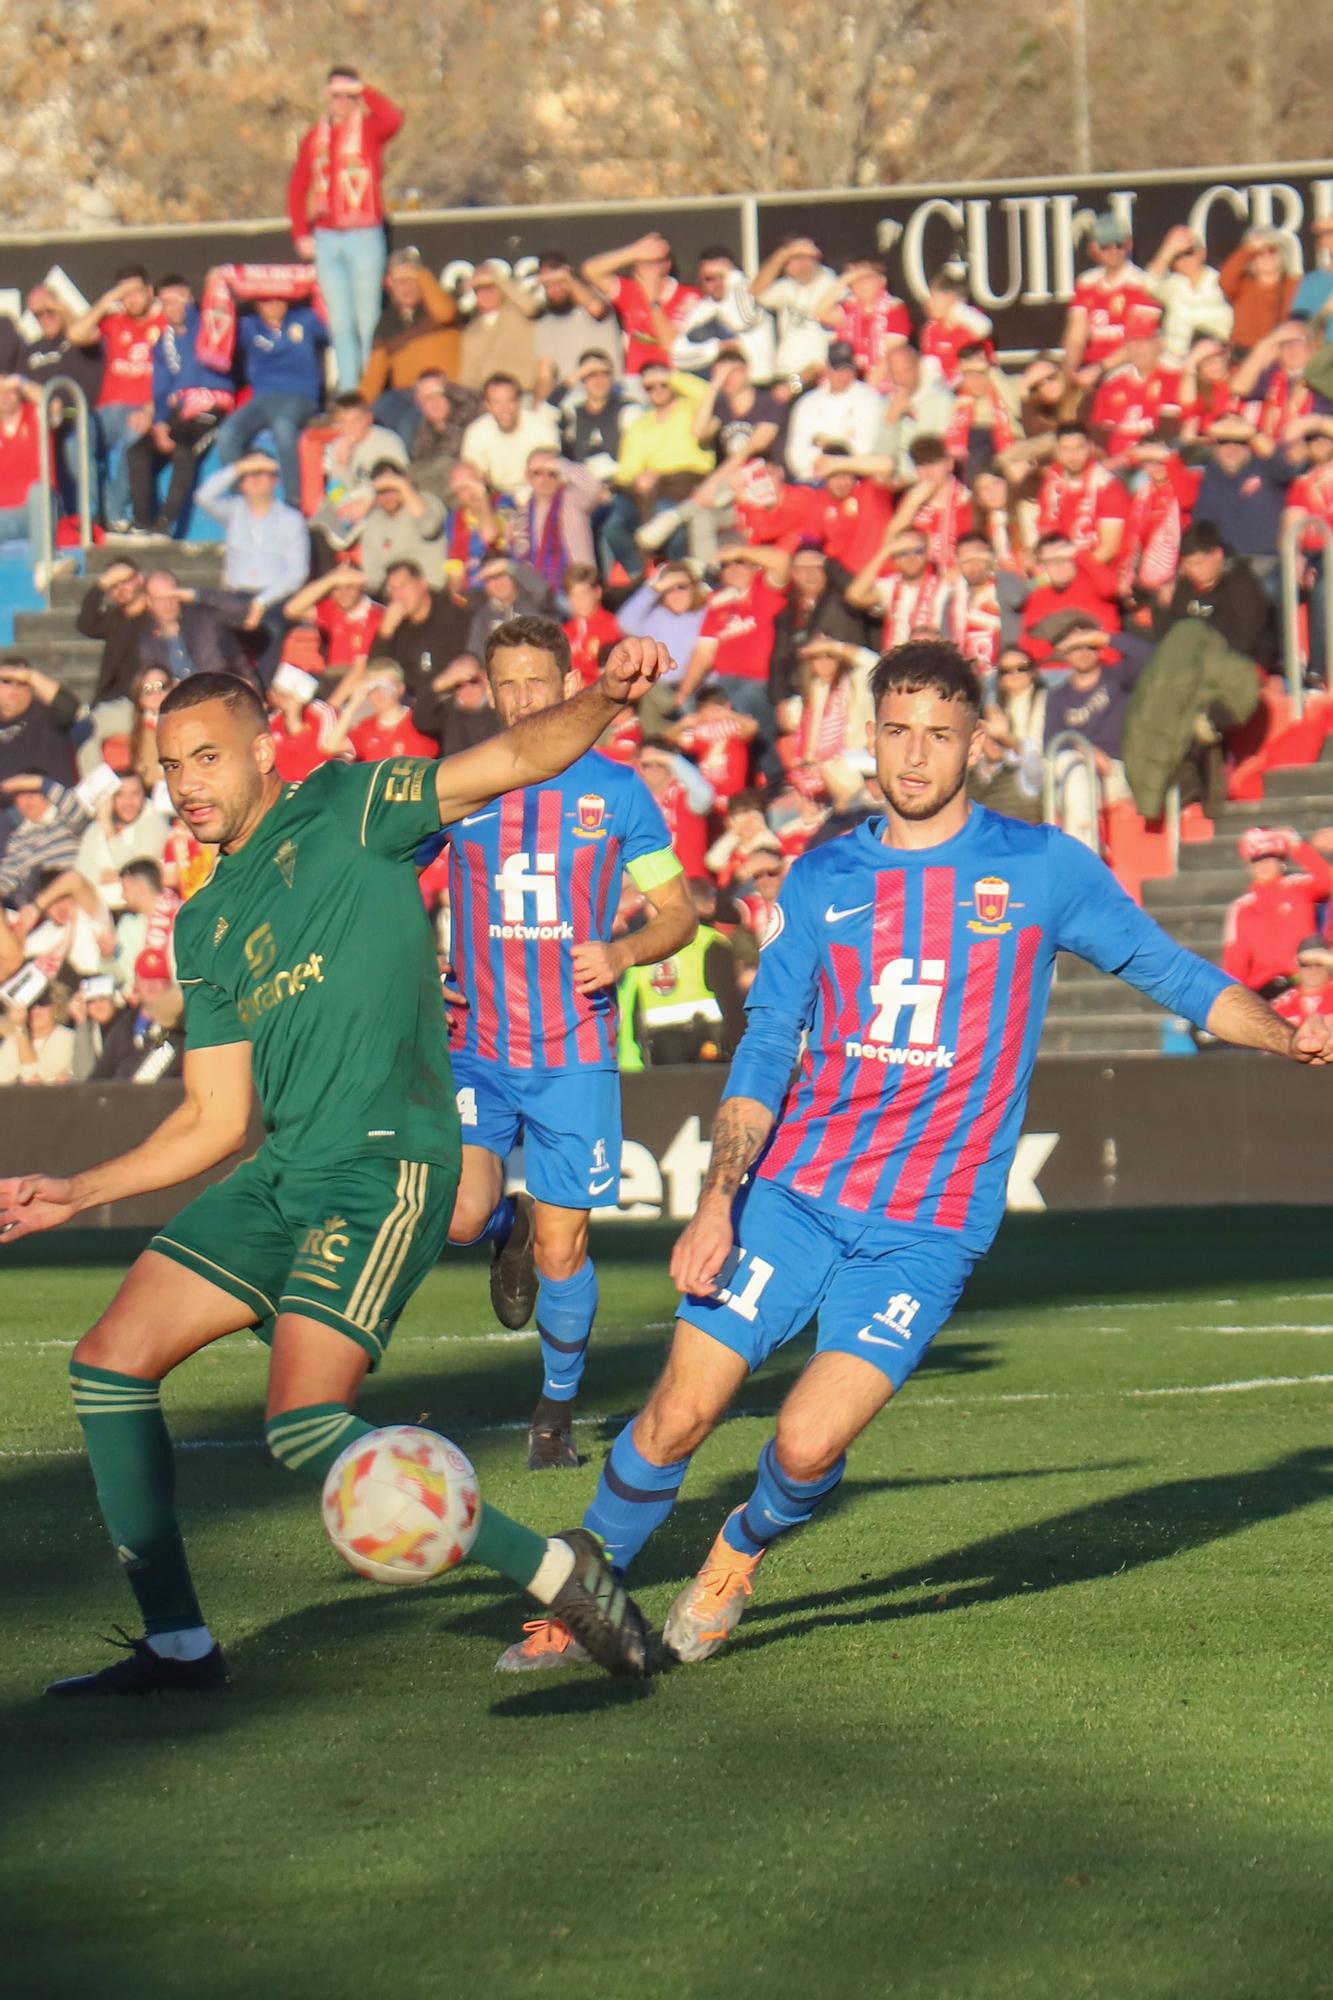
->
xmin=217 ymin=395 xmax=319 ymax=511
xmin=0 ymin=481 xmax=49 ymax=562
xmin=598 ymin=489 xmax=688 ymax=576
xmin=372 ymin=387 xmax=422 ymax=449
xmin=314 ymin=226 xmax=387 ymax=391
xmin=95 ymin=403 xmax=144 ymax=525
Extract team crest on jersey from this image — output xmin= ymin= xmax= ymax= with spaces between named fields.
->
xmin=964 ymin=876 xmax=1019 ymax=935
xmin=273 ymin=838 xmax=299 ymax=889
xmin=572 ymin=793 xmax=607 ymax=839
xmin=212 ymin=915 xmax=229 ymax=948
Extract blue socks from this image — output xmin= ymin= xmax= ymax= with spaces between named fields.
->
xmin=459 ymin=1193 xmax=516 ymax=1248
xmin=537 ymin=1259 xmax=597 ymax=1402
xmin=583 ymin=1424 xmax=691 ymax=1573
xmin=722 ymin=1438 xmax=846 ymax=1556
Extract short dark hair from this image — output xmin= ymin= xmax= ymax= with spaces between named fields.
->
xmin=370 ymin=458 xmax=406 ymax=482
xmin=120 ymin=857 xmax=163 ymax=892
xmin=157 ymin=272 xmax=191 ymax=292
xmin=698 ymin=244 xmax=736 ymax=267
xmin=483 ymin=615 xmax=571 ymax=678
xmin=956 ymin=531 xmax=991 ymax=553
xmin=956 ymin=341 xmax=989 ymax=365
xmin=562 ymin=562 xmax=600 ymax=590
xmin=386 ymin=559 xmax=425 ymax=583
xmin=334 ymin=391 xmax=368 ymax=412
xmin=1180 ymin=519 xmax=1227 ymax=557
xmin=1036 ymin=531 xmax=1075 ymax=554
xmin=1056 ymin=421 xmax=1090 ymax=441
xmin=577 ymin=348 xmax=615 ymax=370
xmin=328 ymin=64 xmax=360 ymax=80
xmin=483 ymin=372 xmax=521 ymax=396
xmin=908 ymin=434 xmax=949 ymax=468
xmin=870 ymin=640 xmax=981 ymax=717
xmin=113 ymin=263 xmax=150 ymax=286
xmin=159 ymin=671 xmax=268 ymax=731
xmin=537 ymin=250 xmax=572 ymax=270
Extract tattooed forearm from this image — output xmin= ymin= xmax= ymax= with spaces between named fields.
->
xmin=701 ymin=1097 xmax=775 ymax=1203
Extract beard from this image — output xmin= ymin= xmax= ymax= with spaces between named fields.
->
xmin=882 ymin=760 xmax=968 ymax=822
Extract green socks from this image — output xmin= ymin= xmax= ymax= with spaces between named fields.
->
xmin=70 ymin=1364 xmax=204 ymax=1638
xmin=268 ymin=1402 xmax=551 ymax=1591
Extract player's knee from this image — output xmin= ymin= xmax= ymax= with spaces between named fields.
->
xmin=635 ymin=1390 xmax=713 ymax=1463
xmin=71 ymin=1315 xmax=161 ymax=1380
xmin=772 ymin=1415 xmax=848 ymax=1486
xmin=528 ymin=1208 xmax=588 ymax=1272
xmin=446 ymin=1191 xmax=494 ymax=1245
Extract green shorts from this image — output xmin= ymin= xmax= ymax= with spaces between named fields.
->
xmin=152 ymin=1150 xmax=458 ymax=1369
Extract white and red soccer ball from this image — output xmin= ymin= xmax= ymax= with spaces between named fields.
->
xmin=322 ymin=1425 xmax=481 ymax=1585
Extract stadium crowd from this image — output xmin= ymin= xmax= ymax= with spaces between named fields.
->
xmin=5 ymin=68 xmax=1333 ymax=1078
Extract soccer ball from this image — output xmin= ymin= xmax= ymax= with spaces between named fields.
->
xmin=321 ymin=1425 xmax=481 ymax=1585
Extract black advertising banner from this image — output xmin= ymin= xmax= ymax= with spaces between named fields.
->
xmin=3 ymin=1056 xmax=1331 ymax=1230
xmin=756 ymin=163 xmax=1333 ymax=352
xmin=3 ymin=164 xmax=1332 ymax=352
xmin=0 ymin=202 xmax=747 ymax=312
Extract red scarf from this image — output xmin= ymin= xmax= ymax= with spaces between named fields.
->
xmin=196 ymin=264 xmax=321 ymax=374
xmin=949 ymin=579 xmax=1002 ymax=672
xmin=310 ymin=107 xmax=377 ymax=229
xmin=878 ymin=570 xmax=941 ymax=648
xmin=526 ymin=485 xmax=568 ymax=589
xmin=808 ymin=677 xmax=851 ymax=761
xmin=1253 ymin=368 xmax=1314 ymax=441
xmin=944 ymin=382 xmax=1016 ymax=460
xmin=1119 ymin=474 xmax=1182 ymax=593
xmin=1038 ymin=462 xmax=1115 ymax=553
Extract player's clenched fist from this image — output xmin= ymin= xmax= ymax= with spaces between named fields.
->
xmin=1291 ymin=1014 xmax=1333 ymax=1064
xmin=670 ymin=1201 xmax=735 ymax=1299
xmin=0 ymin=1174 xmax=79 ymax=1243
xmin=600 ymin=637 xmax=675 ymax=706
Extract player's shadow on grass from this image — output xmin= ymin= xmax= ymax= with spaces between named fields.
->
xmin=738 ymin=1446 xmax=1333 ymax=1653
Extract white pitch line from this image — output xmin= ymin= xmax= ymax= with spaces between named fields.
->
xmin=1214 ymin=1324 xmax=1333 ymax=1335
xmin=4 ymin=1372 xmax=1333 ymax=1464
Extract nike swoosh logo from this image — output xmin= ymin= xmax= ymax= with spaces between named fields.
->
xmin=588 ymin=1177 xmax=615 ymax=1196
xmin=461 ymin=811 xmax=497 ymax=826
xmin=825 ymin=902 xmax=873 ymax=924
xmin=855 ymin=1326 xmax=905 ymax=1348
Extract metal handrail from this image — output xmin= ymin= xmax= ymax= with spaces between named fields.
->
xmin=1042 ymin=730 xmax=1103 ymax=851
xmin=1279 ymin=511 xmax=1333 ymax=721
xmin=36 ymin=376 xmax=94 ymax=596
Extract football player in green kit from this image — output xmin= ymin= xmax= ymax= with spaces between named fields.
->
xmin=0 ymin=643 xmax=673 ymax=1694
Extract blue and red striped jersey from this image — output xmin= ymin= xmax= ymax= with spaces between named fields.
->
xmin=444 ymin=750 xmax=671 ymax=1071
xmin=727 ymin=809 xmax=1230 ymax=1251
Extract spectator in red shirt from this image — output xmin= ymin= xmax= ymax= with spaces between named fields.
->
xmin=679 ymin=544 xmax=791 ymax=763
xmin=1178 ymin=339 xmax=1242 ymax=443
xmin=267 ymin=660 xmax=362 ymax=782
xmin=889 ymin=436 xmax=975 ymax=571
xmin=349 ymin=660 xmax=440 ymax=761
xmin=731 ymin=459 xmax=825 ymax=553
xmin=287 ymin=67 xmax=403 ymax=391
xmin=0 ymin=377 xmax=49 ymax=566
xmin=814 ymin=447 xmax=896 ymax=573
xmin=1222 ymin=827 xmax=1333 ymax=997
xmin=1020 ymin=535 xmax=1123 ymax=662
xmin=284 ymin=564 xmax=385 ymax=676
xmin=582 ymin=232 xmax=701 ymax=374
xmin=67 ymin=265 xmax=165 ymax=531
xmin=1272 ymin=936 xmax=1333 ymax=1024
xmin=666 ymin=683 xmax=758 ymax=809
xmin=1090 ymin=305 xmax=1184 ymax=464
xmin=1062 ymin=213 xmax=1158 ymax=378
xmin=919 ymin=272 xmax=993 ymax=385
xmin=818 ymin=259 xmax=912 ymax=388
xmin=1036 ymin=423 xmax=1129 ymax=581
xmin=636 ymin=738 xmax=711 ymax=876
xmin=562 ymin=563 xmax=622 ymax=687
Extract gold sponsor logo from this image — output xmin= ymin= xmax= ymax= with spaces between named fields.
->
xmin=296 ymin=1215 xmax=350 ymax=1270
xmin=384 ymin=759 xmax=427 ymax=805
xmin=237 ymin=953 xmax=325 ymax=1026
xmin=244 ymin=922 xmax=277 ymax=978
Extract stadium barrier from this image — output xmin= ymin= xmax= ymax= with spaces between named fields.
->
xmin=35 ymin=375 xmax=93 ymax=591
xmin=3 ymin=1056 xmax=1331 ymax=1230
xmin=1279 ymin=512 xmax=1333 ymax=717
xmin=1042 ymin=731 xmax=1103 ymax=852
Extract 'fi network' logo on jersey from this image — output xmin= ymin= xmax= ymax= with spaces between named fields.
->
xmin=846 ymin=957 xmax=955 ymax=1070
xmin=490 ymin=852 xmax=573 ymax=942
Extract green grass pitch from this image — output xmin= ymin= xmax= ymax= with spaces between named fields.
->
xmin=2 ymin=1211 xmax=1331 ymax=2000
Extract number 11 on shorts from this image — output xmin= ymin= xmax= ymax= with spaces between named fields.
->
xmin=715 ymin=1247 xmax=775 ymax=1322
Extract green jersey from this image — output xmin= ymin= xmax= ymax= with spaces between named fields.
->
xmin=173 ymin=756 xmax=459 ymax=1170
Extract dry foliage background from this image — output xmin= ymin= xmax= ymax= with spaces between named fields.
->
xmin=0 ymin=0 xmax=1328 ymax=231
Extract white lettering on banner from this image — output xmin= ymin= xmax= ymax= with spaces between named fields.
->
xmin=899 ymin=198 xmax=964 ymax=302
xmin=868 ymin=957 xmax=945 ymax=1045
xmin=495 ymin=850 xmax=558 ymax=925
xmin=1005 ymin=1132 xmax=1059 ymax=1212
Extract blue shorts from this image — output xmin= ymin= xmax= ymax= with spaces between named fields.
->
xmin=451 ymin=1052 xmax=622 ymax=1211
xmin=680 ymin=1176 xmax=975 ymax=1390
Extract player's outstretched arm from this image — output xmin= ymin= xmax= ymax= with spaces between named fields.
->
xmin=670 ymin=1095 xmax=775 ymax=1298
xmin=1206 ymin=983 xmax=1333 ymax=1063
xmin=432 ymin=637 xmax=675 ymax=825
xmin=0 ymin=1042 xmax=253 ymax=1243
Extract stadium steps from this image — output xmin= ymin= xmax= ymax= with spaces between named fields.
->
xmin=8 ymin=543 xmax=228 ymax=704
xmin=1042 ymin=744 xmax=1333 ymax=1055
